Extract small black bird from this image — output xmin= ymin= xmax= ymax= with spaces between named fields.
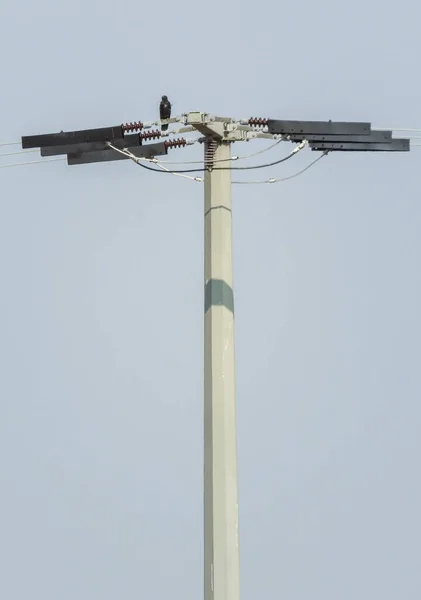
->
xmin=159 ymin=95 xmax=171 ymax=131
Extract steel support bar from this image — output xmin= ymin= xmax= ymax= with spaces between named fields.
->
xmin=67 ymin=141 xmax=168 ymax=165
xmin=309 ymin=139 xmax=410 ymax=151
xmin=40 ymin=134 xmax=142 ymax=157
xmin=204 ymin=139 xmax=240 ymax=600
xmin=286 ymin=131 xmax=392 ymax=144
xmin=267 ymin=119 xmax=371 ymax=135
xmin=22 ymin=126 xmax=125 ymax=149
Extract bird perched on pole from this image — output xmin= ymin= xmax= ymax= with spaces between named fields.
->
xmin=159 ymin=95 xmax=171 ymax=131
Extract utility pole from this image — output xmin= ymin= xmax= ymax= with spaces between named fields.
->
xmin=21 ymin=111 xmax=410 ymax=600
xmin=203 ymin=138 xmax=239 ymax=600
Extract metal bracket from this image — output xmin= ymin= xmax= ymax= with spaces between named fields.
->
xmin=67 ymin=141 xmax=168 ymax=165
xmin=309 ymin=139 xmax=409 ymax=152
xmin=187 ymin=112 xmax=249 ymax=141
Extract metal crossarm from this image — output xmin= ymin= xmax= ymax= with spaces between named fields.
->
xmin=22 ymin=125 xmax=126 ymax=149
xmin=40 ymin=133 xmax=143 ymax=157
xmin=309 ymin=138 xmax=410 ymax=152
xmin=285 ymin=131 xmax=392 ymax=144
xmin=267 ymin=119 xmax=371 ymax=135
xmin=67 ymin=141 xmax=168 ymax=165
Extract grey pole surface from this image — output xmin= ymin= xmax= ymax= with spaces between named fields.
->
xmin=204 ymin=138 xmax=240 ymax=600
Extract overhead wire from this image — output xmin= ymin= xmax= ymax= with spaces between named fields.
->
xmin=0 ymin=157 xmax=66 ymax=169
xmin=0 ymin=149 xmax=38 ymax=158
xmin=374 ymin=127 xmax=421 ymax=133
xmin=108 ymin=141 xmax=306 ymax=174
xmin=215 ymin=142 xmax=305 ymax=171
xmin=232 ymin=152 xmax=328 ymax=184
xmin=152 ymin=152 xmax=328 ymax=185
xmin=2 ymin=122 xmax=421 ymax=170
xmin=0 ymin=123 xmax=420 ymax=149
xmin=107 ymin=143 xmax=203 ymax=181
xmin=152 ymin=160 xmax=203 ymax=182
xmin=144 ymin=136 xmax=285 ymax=165
xmin=107 ymin=141 xmax=325 ymax=186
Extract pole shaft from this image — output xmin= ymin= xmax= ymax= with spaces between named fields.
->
xmin=204 ymin=139 xmax=240 ymax=600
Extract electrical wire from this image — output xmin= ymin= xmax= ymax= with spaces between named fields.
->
xmin=112 ymin=143 xmax=326 ymax=185
xmin=106 ymin=143 xmax=203 ymax=181
xmin=153 ymin=160 xmax=203 ymax=182
xmin=107 ymin=141 xmax=317 ymax=186
xmin=232 ymin=152 xmax=328 ymax=184
xmin=210 ymin=142 xmax=305 ymax=171
xmin=111 ymin=142 xmax=305 ymax=174
xmin=3 ymin=127 xmax=419 ymax=170
xmin=143 ymin=137 xmax=285 ymax=166
xmin=107 ymin=140 xmax=298 ymax=174
xmin=0 ymin=149 xmax=38 ymax=158
xmin=154 ymin=152 xmax=327 ymax=185
xmin=375 ymin=127 xmax=421 ymax=132
xmin=0 ymin=157 xmax=66 ymax=169
xmin=106 ymin=143 xmax=145 ymax=162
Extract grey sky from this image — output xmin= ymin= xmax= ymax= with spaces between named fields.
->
xmin=1 ymin=1 xmax=420 ymax=599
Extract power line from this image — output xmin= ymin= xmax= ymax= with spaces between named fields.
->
xmin=0 ymin=149 xmax=38 ymax=158
xmin=374 ymin=127 xmax=421 ymax=133
xmin=153 ymin=160 xmax=203 ymax=182
xmin=1 ymin=141 xmax=419 ymax=171
xmin=0 ymin=157 xmax=66 ymax=169
xmin=232 ymin=152 xmax=328 ymax=184
xmin=109 ymin=142 xmax=305 ymax=174
xmin=149 ymin=153 xmax=328 ymax=185
xmin=2 ymin=120 xmax=418 ymax=170
xmin=107 ymin=142 xmax=324 ymax=186
xmin=146 ymin=137 xmax=284 ymax=165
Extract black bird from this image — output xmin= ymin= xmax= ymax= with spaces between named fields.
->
xmin=159 ymin=95 xmax=171 ymax=131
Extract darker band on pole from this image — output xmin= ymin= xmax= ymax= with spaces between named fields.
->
xmin=205 ymin=279 xmax=234 ymax=314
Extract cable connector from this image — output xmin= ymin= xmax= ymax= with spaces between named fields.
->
xmin=292 ymin=140 xmax=308 ymax=153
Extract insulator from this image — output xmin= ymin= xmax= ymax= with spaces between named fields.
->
xmin=204 ymin=138 xmax=218 ymax=168
xmin=139 ymin=129 xmax=162 ymax=142
xmin=164 ymin=138 xmax=187 ymax=150
xmin=248 ymin=117 xmax=269 ymax=127
xmin=121 ymin=121 xmax=144 ymax=133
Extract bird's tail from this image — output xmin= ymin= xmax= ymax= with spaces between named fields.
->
xmin=161 ymin=123 xmax=168 ymax=131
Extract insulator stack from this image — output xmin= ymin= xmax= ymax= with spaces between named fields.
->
xmin=121 ymin=121 xmax=144 ymax=133
xmin=139 ymin=130 xmax=162 ymax=142
xmin=204 ymin=138 xmax=218 ymax=168
xmin=248 ymin=117 xmax=269 ymax=127
xmin=164 ymin=138 xmax=187 ymax=150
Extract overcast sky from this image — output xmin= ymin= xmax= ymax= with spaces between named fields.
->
xmin=1 ymin=1 xmax=420 ymax=599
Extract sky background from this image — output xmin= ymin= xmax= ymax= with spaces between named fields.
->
xmin=0 ymin=1 xmax=420 ymax=599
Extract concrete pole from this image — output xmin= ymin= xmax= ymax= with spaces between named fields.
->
xmin=204 ymin=138 xmax=240 ymax=600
